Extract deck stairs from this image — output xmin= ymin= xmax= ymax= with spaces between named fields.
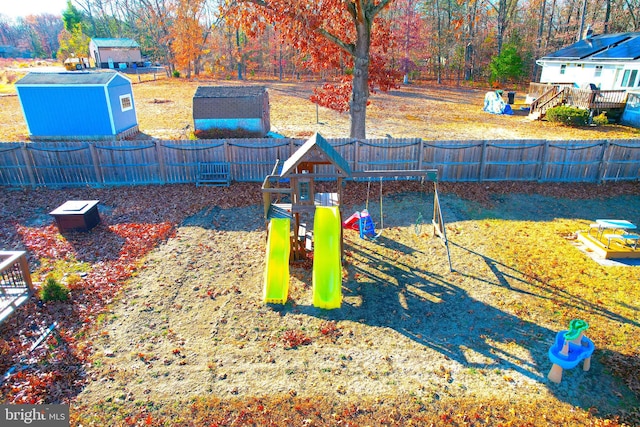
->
xmin=529 ymin=87 xmax=567 ymax=120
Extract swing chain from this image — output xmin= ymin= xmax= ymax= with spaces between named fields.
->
xmin=379 ymin=176 xmax=383 ymax=232
xmin=415 ymin=212 xmax=423 ymax=235
xmin=366 ymin=179 xmax=371 ymax=211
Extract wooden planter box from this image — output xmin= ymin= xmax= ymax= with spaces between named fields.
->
xmin=50 ymin=200 xmax=101 ymax=232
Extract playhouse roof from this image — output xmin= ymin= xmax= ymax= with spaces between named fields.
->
xmin=280 ymin=132 xmax=351 ymax=177
xmin=91 ymin=38 xmax=140 ymax=49
xmin=540 ymin=32 xmax=640 ymax=61
xmin=15 ymin=71 xmax=125 ymax=86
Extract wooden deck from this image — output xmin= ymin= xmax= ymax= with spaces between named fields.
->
xmin=528 ymin=83 xmax=627 ymax=120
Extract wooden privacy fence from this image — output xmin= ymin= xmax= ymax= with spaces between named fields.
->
xmin=0 ymin=138 xmax=639 ymax=187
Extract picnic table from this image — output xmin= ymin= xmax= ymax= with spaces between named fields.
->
xmin=592 ymin=219 xmax=639 ymax=249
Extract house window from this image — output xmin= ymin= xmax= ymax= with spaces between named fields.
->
xmin=621 ymin=70 xmax=638 ymax=87
xmin=120 ymin=94 xmax=133 ymax=112
xmin=629 ymin=70 xmax=638 ymax=87
xmin=560 ymin=64 xmax=566 ymax=75
xmin=621 ymin=70 xmax=630 ymax=87
xmin=594 ymin=66 xmax=602 ymax=78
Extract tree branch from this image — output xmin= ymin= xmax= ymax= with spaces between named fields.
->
xmin=356 ymin=0 xmax=365 ymax=22
xmin=369 ymin=0 xmax=392 ymax=17
xmin=318 ymin=28 xmax=355 ymax=55
xmin=344 ymin=0 xmax=357 ymax=20
xmin=239 ymin=0 xmax=355 ymax=56
xmin=485 ymin=0 xmax=499 ymax=13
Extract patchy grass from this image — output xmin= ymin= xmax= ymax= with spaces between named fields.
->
xmin=0 ymin=83 xmax=16 ymax=95
xmin=72 ymin=395 xmax=633 ymax=426
xmin=1 ymin=75 xmax=639 ymax=141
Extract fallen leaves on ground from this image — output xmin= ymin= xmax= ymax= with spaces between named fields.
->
xmin=1 ymin=181 xmax=639 ymax=426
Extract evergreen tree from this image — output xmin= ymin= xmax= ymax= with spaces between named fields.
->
xmin=489 ymin=43 xmax=525 ymax=85
xmin=62 ymin=0 xmax=84 ymax=32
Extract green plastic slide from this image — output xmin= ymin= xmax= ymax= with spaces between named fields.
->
xmin=312 ymin=206 xmax=342 ymax=309
xmin=263 ymin=218 xmax=290 ymax=304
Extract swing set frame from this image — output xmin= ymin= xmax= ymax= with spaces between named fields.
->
xmin=261 ymin=133 xmax=452 ymax=271
xmin=350 ymin=169 xmax=453 ymax=272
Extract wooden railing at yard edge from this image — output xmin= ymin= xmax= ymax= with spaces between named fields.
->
xmin=0 ymin=251 xmax=34 ymax=325
xmin=0 ymin=138 xmax=639 ymax=186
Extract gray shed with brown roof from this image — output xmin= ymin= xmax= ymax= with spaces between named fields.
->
xmin=192 ymin=86 xmax=270 ymax=138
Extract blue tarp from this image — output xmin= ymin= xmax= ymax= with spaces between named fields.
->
xmin=483 ymin=91 xmax=513 ymax=115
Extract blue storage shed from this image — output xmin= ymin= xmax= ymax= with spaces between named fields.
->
xmin=15 ymin=71 xmax=139 ymax=140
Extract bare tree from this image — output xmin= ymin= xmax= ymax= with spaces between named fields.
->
xmin=488 ymin=0 xmax=519 ymax=55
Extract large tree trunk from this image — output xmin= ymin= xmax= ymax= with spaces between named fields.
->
xmin=350 ymin=21 xmax=371 ymax=140
xmin=577 ymin=0 xmax=587 ymax=40
xmin=464 ymin=0 xmax=479 ymax=81
xmin=533 ymin=0 xmax=547 ymax=81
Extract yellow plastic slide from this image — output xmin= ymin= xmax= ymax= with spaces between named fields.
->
xmin=263 ymin=218 xmax=290 ymax=304
xmin=312 ymin=206 xmax=342 ymax=309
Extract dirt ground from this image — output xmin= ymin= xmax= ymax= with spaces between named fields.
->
xmin=68 ymin=181 xmax=640 ymax=423
xmin=1 ymin=77 xmax=639 ymax=141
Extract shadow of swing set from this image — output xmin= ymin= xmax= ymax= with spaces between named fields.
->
xmin=260 ymin=132 xmax=452 ymax=309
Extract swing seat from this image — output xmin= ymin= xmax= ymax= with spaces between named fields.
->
xmin=359 ymin=210 xmax=380 ymax=240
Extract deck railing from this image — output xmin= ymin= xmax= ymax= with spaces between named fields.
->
xmin=529 ymin=86 xmax=566 ymax=119
xmin=528 ymin=82 xmax=574 ymax=99
xmin=565 ymin=88 xmax=628 ymax=110
xmin=0 ymin=251 xmax=34 ymax=324
xmin=528 ymin=83 xmax=628 ymax=118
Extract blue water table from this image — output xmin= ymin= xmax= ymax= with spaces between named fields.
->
xmin=547 ymin=319 xmax=595 ymax=384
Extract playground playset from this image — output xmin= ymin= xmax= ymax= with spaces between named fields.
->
xmin=260 ymin=132 xmax=450 ymax=309
xmin=547 ymin=319 xmax=595 ymax=384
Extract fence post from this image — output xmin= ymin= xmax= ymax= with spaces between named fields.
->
xmin=537 ymin=140 xmax=550 ymax=182
xmin=224 ymin=140 xmax=233 ymax=181
xmin=20 ymin=143 xmax=36 ymax=188
xmin=417 ymin=139 xmax=424 ymax=171
xmin=156 ymin=141 xmax=167 ymax=184
xmin=88 ymin=143 xmax=104 ymax=186
xmin=353 ymin=139 xmax=360 ymax=173
xmin=479 ymin=140 xmax=488 ymax=182
xmin=597 ymin=140 xmax=611 ymax=183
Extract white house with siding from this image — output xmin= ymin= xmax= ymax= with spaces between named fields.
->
xmin=537 ymin=32 xmax=640 ymax=90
